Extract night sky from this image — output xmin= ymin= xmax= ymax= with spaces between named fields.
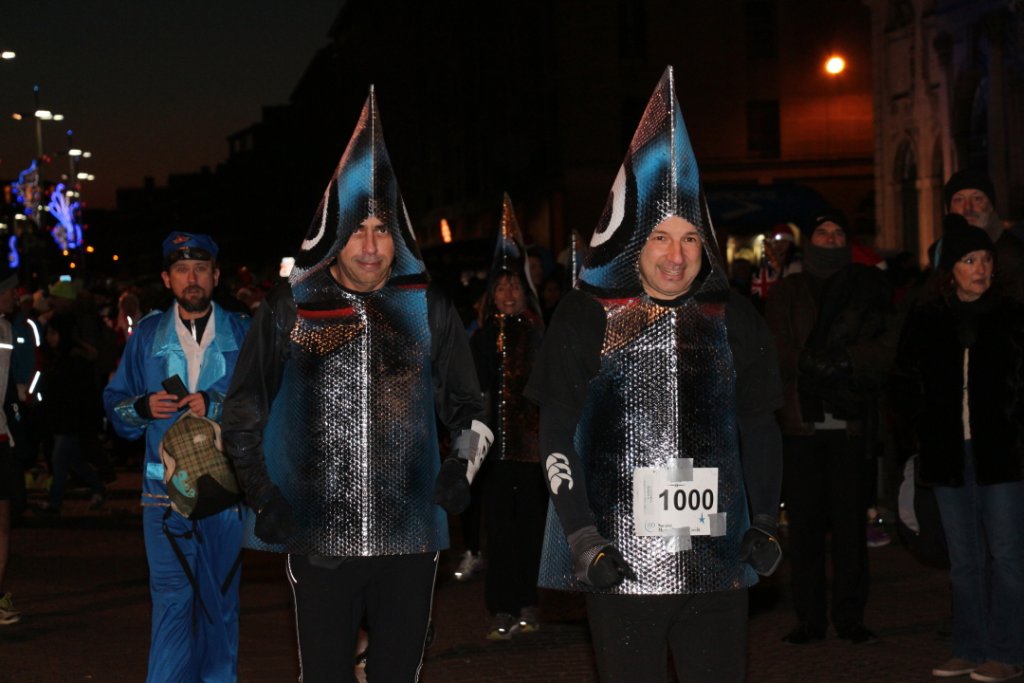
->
xmin=0 ymin=0 xmax=341 ymax=209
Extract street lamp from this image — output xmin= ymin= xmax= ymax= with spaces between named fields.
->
xmin=824 ymin=55 xmax=846 ymax=76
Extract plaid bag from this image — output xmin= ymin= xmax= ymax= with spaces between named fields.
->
xmin=159 ymin=413 xmax=240 ymax=519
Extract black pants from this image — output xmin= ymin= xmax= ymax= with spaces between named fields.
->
xmin=586 ymin=589 xmax=748 ymax=683
xmin=287 ymin=552 xmax=437 ymax=683
xmin=459 ymin=457 xmax=489 ymax=554
xmin=483 ymin=460 xmax=548 ymax=615
xmin=783 ymin=431 xmax=869 ymax=632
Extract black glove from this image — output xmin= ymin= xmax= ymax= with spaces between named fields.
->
xmin=739 ymin=513 xmax=783 ymax=576
xmin=432 ymin=457 xmax=470 ymax=514
xmin=567 ymin=525 xmax=637 ymax=588
xmin=254 ymin=492 xmax=298 ymax=544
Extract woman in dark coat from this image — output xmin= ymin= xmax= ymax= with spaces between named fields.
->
xmin=898 ymin=215 xmax=1024 ymax=682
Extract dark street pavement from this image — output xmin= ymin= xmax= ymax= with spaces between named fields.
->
xmin=1 ymin=469 xmax=954 ymax=682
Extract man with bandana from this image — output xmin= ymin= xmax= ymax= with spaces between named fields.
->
xmin=222 ymin=88 xmax=491 ymax=683
xmin=104 ymin=232 xmax=250 ymax=683
xmin=525 ymin=67 xmax=784 ymax=683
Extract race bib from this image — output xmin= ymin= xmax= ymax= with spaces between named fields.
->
xmin=633 ymin=465 xmax=721 ymax=537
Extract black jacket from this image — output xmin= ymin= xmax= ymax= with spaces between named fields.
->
xmin=897 ymin=291 xmax=1024 ymax=486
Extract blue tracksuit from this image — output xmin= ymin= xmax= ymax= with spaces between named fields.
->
xmin=104 ymin=302 xmax=249 ymax=683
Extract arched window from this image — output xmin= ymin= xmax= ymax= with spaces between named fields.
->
xmin=968 ymin=78 xmax=990 ymax=172
xmin=895 ymin=139 xmax=919 ymax=256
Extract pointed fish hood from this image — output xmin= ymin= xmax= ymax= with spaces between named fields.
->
xmin=579 ymin=66 xmax=727 ymax=299
xmin=290 ymin=86 xmax=426 ymax=299
xmin=486 ymin=193 xmax=542 ymax=319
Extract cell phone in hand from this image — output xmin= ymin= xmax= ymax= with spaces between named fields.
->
xmin=162 ymin=375 xmax=189 ymax=400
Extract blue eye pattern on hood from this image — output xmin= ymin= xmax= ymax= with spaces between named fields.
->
xmin=579 ymin=66 xmax=728 ymax=300
xmin=486 ymin=193 xmax=543 ymax=319
xmin=290 ymin=86 xmax=427 ymax=298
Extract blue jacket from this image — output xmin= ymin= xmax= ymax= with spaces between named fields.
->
xmin=104 ymin=302 xmax=249 ymax=503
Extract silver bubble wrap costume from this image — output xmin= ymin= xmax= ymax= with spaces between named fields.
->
xmin=537 ymin=296 xmax=755 ymax=594
xmin=484 ymin=194 xmax=543 ymax=463
xmin=255 ymin=270 xmax=443 ymax=557
xmin=224 ymin=88 xmax=483 ymax=557
xmin=535 ymin=67 xmax=756 ymax=594
xmin=488 ymin=311 xmax=542 ymax=463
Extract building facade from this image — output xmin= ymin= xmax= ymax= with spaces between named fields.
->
xmin=866 ymin=0 xmax=1024 ymax=263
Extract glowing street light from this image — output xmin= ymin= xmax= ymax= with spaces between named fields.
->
xmin=1 ymin=51 xmax=14 ymax=60
xmin=825 ymin=55 xmax=846 ymax=75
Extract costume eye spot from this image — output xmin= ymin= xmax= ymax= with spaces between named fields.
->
xmin=300 ymin=188 xmax=330 ymax=252
xmin=591 ymin=165 xmax=627 ymax=248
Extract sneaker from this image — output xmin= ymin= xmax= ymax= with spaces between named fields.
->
xmin=486 ymin=612 xmax=516 ymax=641
xmin=866 ymin=520 xmax=891 ymax=548
xmin=513 ymin=606 xmax=540 ymax=634
xmin=837 ymin=623 xmax=880 ymax=645
xmin=0 ymin=592 xmax=20 ymax=625
xmin=933 ymin=658 xmax=980 ymax=678
xmin=453 ymin=551 xmax=485 ymax=581
xmin=971 ymin=661 xmax=1023 ymax=682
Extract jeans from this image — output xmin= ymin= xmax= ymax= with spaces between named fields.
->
xmin=934 ymin=442 xmax=1024 ymax=664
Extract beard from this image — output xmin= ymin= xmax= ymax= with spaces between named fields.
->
xmin=176 ymin=287 xmax=212 ymax=313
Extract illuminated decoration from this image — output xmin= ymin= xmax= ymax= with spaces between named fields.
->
xmin=13 ymin=161 xmax=41 ymax=223
xmin=440 ymin=218 xmax=452 ymax=244
xmin=825 ymin=55 xmax=846 ymax=75
xmin=26 ymin=318 xmax=40 ymax=347
xmin=7 ymin=236 xmax=19 ymax=269
xmin=28 ymin=371 xmax=40 ymax=394
xmin=47 ymin=182 xmax=84 ymax=250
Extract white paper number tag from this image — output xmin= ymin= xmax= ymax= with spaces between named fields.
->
xmin=633 ymin=467 xmax=719 ymax=536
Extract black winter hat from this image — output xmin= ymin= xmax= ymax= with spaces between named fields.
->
xmin=943 ymin=170 xmax=996 ymax=209
xmin=939 ymin=213 xmax=993 ymax=270
xmin=807 ymin=209 xmax=849 ymax=236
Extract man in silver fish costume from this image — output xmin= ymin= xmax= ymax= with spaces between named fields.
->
xmin=524 ymin=67 xmax=784 ymax=683
xmin=222 ymin=88 xmax=492 ymax=683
